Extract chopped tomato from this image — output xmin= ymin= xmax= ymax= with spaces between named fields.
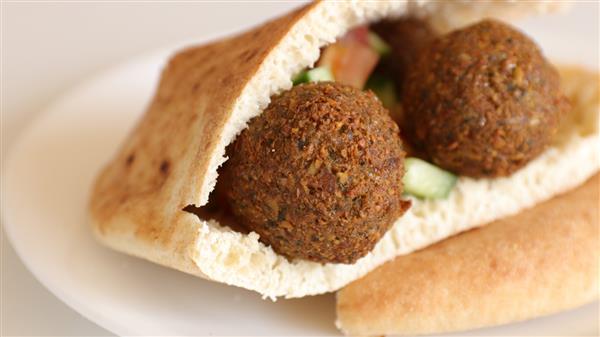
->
xmin=341 ymin=25 xmax=370 ymax=45
xmin=317 ymin=26 xmax=379 ymax=89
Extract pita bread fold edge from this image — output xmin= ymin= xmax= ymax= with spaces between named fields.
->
xmin=89 ymin=0 xmax=594 ymax=300
xmin=336 ymin=172 xmax=599 ymax=336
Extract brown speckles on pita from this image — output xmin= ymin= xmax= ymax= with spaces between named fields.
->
xmin=159 ymin=160 xmax=170 ymax=175
xmin=125 ymin=153 xmax=135 ymax=166
xmin=240 ymin=49 xmax=259 ymax=62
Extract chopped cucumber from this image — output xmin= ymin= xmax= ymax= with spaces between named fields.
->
xmin=365 ymin=74 xmax=397 ymax=108
xmin=403 ymin=157 xmax=457 ymax=199
xmin=293 ymin=66 xmax=334 ymax=85
xmin=368 ymin=31 xmax=391 ymax=56
xmin=292 ymin=71 xmax=309 ymax=85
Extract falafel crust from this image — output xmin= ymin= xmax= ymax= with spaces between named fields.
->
xmin=402 ymin=19 xmax=569 ymax=177
xmin=226 ymin=82 xmax=409 ymax=264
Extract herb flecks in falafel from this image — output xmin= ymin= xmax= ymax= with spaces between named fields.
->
xmin=226 ymin=82 xmax=409 ymax=264
xmin=402 ymin=19 xmax=569 ymax=177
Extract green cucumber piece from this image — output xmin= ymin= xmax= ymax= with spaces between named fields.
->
xmin=293 ymin=66 xmax=334 ymax=85
xmin=365 ymin=74 xmax=397 ymax=108
xmin=368 ymin=31 xmax=391 ymax=56
xmin=403 ymin=157 xmax=457 ymax=199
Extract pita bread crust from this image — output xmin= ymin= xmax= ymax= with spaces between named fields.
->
xmin=89 ymin=1 xmax=592 ymax=299
xmin=336 ymin=173 xmax=599 ymax=336
xmin=89 ymin=3 xmax=316 ymax=274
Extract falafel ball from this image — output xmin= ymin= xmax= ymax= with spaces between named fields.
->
xmin=226 ymin=82 xmax=409 ymax=264
xmin=371 ymin=16 xmax=437 ymax=94
xmin=402 ymin=19 xmax=569 ymax=177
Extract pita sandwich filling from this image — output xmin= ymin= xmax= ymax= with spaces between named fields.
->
xmin=203 ymin=17 xmax=569 ymax=264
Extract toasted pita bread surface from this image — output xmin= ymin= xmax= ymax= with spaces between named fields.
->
xmin=89 ymin=1 xmax=597 ymax=299
xmin=336 ymin=173 xmax=599 ymax=336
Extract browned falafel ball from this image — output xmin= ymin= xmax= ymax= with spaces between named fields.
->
xmin=226 ymin=82 xmax=409 ymax=264
xmin=371 ymin=16 xmax=437 ymax=93
xmin=402 ymin=19 xmax=569 ymax=177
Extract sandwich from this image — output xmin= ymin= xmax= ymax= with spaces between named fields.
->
xmin=89 ymin=1 xmax=598 ymax=334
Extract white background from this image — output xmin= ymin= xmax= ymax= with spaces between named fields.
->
xmin=1 ymin=1 xmax=598 ymax=336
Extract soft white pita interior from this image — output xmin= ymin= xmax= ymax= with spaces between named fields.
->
xmin=185 ymin=1 xmax=596 ymax=299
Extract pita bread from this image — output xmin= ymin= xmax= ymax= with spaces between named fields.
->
xmin=89 ymin=1 xmax=597 ymax=299
xmin=336 ymin=173 xmax=599 ymax=336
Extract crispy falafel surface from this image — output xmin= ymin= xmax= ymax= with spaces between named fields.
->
xmin=226 ymin=82 xmax=409 ymax=264
xmin=402 ymin=19 xmax=569 ymax=177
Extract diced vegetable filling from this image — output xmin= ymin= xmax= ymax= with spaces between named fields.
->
xmin=403 ymin=158 xmax=458 ymax=199
xmin=292 ymin=67 xmax=334 ymax=85
xmin=293 ymin=26 xmax=390 ymax=90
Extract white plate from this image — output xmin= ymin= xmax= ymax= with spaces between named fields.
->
xmin=3 ymin=11 xmax=599 ymax=336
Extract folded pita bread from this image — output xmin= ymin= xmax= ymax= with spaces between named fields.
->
xmin=89 ymin=1 xmax=598 ymax=299
xmin=336 ymin=172 xmax=599 ymax=336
